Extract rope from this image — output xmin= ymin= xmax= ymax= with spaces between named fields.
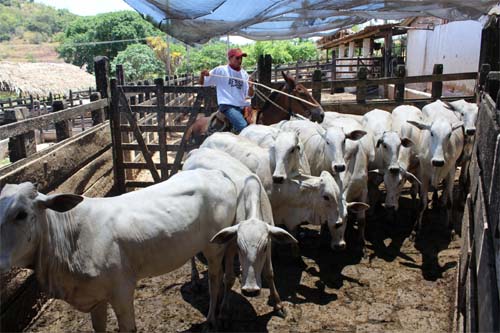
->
xmin=254 ymin=88 xmax=307 ymax=121
xmin=207 ymin=73 xmax=319 ymax=108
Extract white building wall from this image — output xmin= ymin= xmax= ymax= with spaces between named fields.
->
xmin=406 ymin=20 xmax=481 ymax=94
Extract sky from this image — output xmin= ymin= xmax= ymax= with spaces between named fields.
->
xmin=34 ymin=0 xmax=133 ymax=16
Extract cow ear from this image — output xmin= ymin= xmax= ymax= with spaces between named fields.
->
xmin=452 ymin=121 xmax=464 ymax=131
xmin=407 ymin=120 xmax=430 ymax=130
xmin=401 ymin=137 xmax=414 ymax=147
xmin=268 ymin=225 xmax=298 ymax=244
xmin=346 ymin=130 xmax=366 ymax=141
xmin=36 ymin=194 xmax=83 ymax=212
xmin=210 ymin=225 xmax=238 ymax=244
xmin=347 ymin=202 xmax=370 ymax=213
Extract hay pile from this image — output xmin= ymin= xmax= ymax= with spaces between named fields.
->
xmin=0 ymin=62 xmax=95 ymax=97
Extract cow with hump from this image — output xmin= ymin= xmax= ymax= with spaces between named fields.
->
xmin=0 ymin=169 xmax=282 ymax=331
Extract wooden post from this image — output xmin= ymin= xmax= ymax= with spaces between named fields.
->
xmin=356 ymin=66 xmax=368 ymax=104
xmin=431 ymin=64 xmax=443 ymax=100
xmin=90 ymin=92 xmax=104 ymax=125
xmin=116 ymin=64 xmax=125 ymax=85
xmin=394 ymin=64 xmax=406 ymax=103
xmin=254 ymin=54 xmax=272 ymax=109
xmin=478 ymin=63 xmax=491 ymax=94
xmin=110 ymin=78 xmax=126 ymax=194
xmin=48 ymin=92 xmax=53 ymax=106
xmin=312 ymin=69 xmax=322 ymax=104
xmin=155 ymin=78 xmax=168 ymax=180
xmin=5 ymin=107 xmax=36 ymax=162
xmin=51 ymin=100 xmax=72 ymax=141
xmin=69 ymin=89 xmax=74 ymax=107
xmin=295 ymin=61 xmax=300 ymax=80
xmin=94 ymin=56 xmax=110 ymax=99
xmin=330 ymin=50 xmax=337 ymax=94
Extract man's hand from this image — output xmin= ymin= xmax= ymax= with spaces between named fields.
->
xmin=248 ymin=77 xmax=255 ymax=98
xmin=199 ymin=69 xmax=210 ymax=85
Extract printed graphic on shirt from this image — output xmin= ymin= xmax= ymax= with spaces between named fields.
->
xmin=228 ymin=78 xmax=243 ymax=90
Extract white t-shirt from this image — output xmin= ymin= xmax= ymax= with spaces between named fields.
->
xmin=204 ymin=65 xmax=251 ymax=107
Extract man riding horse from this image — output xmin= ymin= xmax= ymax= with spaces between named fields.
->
xmin=199 ymin=48 xmax=254 ymax=134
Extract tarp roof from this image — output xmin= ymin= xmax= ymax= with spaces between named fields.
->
xmin=123 ymin=0 xmax=498 ymax=44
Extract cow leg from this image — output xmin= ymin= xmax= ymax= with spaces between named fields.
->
xmin=262 ymin=248 xmax=286 ymax=318
xmin=219 ymin=241 xmax=237 ymax=325
xmin=203 ymin=245 xmax=225 ymax=329
xmin=444 ymin=169 xmax=456 ymax=236
xmin=190 ymin=257 xmax=202 ymax=291
xmin=411 ymin=174 xmax=428 ymax=241
xmin=110 ymin=282 xmax=137 ymax=333
xmin=357 ymin=188 xmax=368 ymax=250
xmin=90 ymin=302 xmax=108 ymax=332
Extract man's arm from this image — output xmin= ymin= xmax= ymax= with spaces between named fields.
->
xmin=248 ymin=78 xmax=255 ymax=98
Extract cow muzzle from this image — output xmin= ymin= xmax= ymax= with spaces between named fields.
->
xmin=242 ymin=286 xmax=261 ymax=297
xmin=334 ymin=164 xmax=346 ymax=173
xmin=465 ymin=128 xmax=476 ymax=136
xmin=331 ymin=241 xmax=346 ymax=251
xmin=272 ymin=176 xmax=284 ymax=184
xmin=431 ymin=159 xmax=445 ymax=167
xmin=389 ymin=166 xmax=400 ymax=174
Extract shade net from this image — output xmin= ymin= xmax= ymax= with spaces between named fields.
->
xmin=123 ymin=0 xmax=498 ymax=44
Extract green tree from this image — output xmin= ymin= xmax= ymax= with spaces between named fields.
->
xmin=57 ymin=11 xmax=162 ymax=72
xmin=111 ymin=44 xmax=165 ymax=81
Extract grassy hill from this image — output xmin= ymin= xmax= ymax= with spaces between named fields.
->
xmin=0 ymin=0 xmax=76 ymax=63
xmin=0 ymin=40 xmax=63 ymax=63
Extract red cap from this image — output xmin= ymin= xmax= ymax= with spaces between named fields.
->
xmin=227 ymin=48 xmax=247 ymax=58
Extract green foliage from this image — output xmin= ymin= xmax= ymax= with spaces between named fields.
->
xmin=57 ymin=11 xmax=162 ymax=73
xmin=178 ymin=41 xmax=229 ymax=73
xmin=242 ymin=39 xmax=318 ymax=68
xmin=111 ymin=44 xmax=165 ymax=81
xmin=0 ymin=0 xmax=75 ymax=42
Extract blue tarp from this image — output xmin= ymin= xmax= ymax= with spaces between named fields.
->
xmin=123 ymin=0 xmax=498 ymax=44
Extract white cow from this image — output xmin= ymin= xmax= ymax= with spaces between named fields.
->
xmin=239 ymin=124 xmax=311 ymax=176
xmin=408 ymin=100 xmax=464 ymax=238
xmin=0 ymin=171 xmax=242 ymax=331
xmin=200 ymin=133 xmax=368 ymax=250
xmin=274 ymin=119 xmax=366 ymax=175
xmin=0 ymin=169 xmax=291 ymax=331
xmin=329 ymin=116 xmax=373 ymax=247
xmin=321 ymin=111 xmax=364 ymax=127
xmin=183 ymin=147 xmax=296 ymax=315
xmin=379 ymin=105 xmax=422 ymax=211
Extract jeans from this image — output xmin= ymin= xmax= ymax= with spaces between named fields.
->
xmin=219 ymin=104 xmax=248 ymax=133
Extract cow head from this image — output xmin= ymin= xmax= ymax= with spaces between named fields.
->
xmin=370 ymin=168 xmax=421 ymax=211
xmin=271 ymin=129 xmax=303 ymax=183
xmin=0 ymin=182 xmax=83 ymax=273
xmin=211 ymin=218 xmax=296 ymax=295
xmin=376 ymin=131 xmax=414 ymax=172
xmin=407 ymin=119 xmax=463 ymax=167
xmin=449 ymin=100 xmax=478 ymax=136
xmin=320 ymin=126 xmax=366 ymax=175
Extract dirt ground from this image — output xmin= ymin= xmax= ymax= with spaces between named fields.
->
xmin=24 ymin=192 xmax=461 ymax=333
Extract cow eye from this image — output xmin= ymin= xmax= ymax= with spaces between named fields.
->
xmin=290 ymin=147 xmax=295 ymax=154
xmin=323 ymin=195 xmax=330 ymax=201
xmin=383 ymin=144 xmax=387 ymax=149
xmin=15 ymin=211 xmax=27 ymax=220
xmin=431 ymin=132 xmax=434 ymax=137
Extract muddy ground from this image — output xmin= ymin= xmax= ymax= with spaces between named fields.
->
xmin=24 ymin=192 xmax=461 ymax=333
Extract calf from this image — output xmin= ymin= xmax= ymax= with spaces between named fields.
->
xmin=0 ymin=170 xmax=245 ymax=331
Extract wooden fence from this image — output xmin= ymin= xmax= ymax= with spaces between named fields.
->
xmin=110 ymin=66 xmax=216 ymax=193
xmin=456 ymin=87 xmax=500 ymax=332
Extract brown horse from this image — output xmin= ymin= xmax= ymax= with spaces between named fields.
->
xmin=185 ymin=71 xmax=324 ymax=145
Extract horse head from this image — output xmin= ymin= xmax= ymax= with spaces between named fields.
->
xmin=258 ymin=71 xmax=324 ymax=125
